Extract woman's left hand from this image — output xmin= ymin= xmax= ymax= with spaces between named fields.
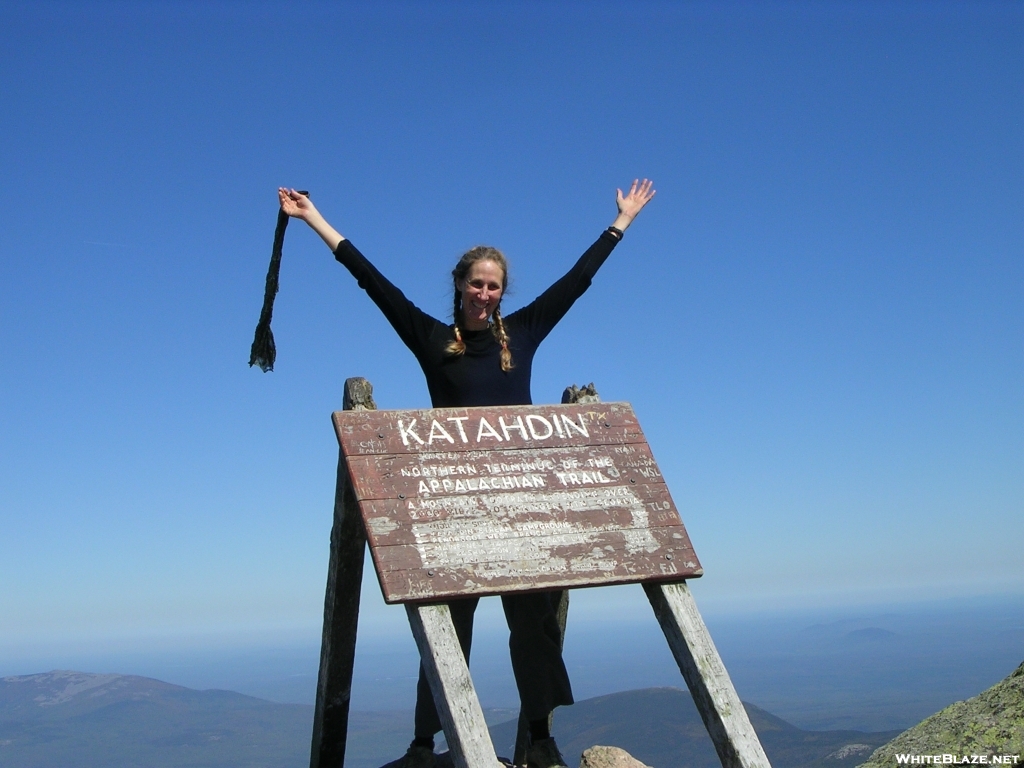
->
xmin=612 ymin=179 xmax=656 ymax=232
xmin=616 ymin=179 xmax=656 ymax=220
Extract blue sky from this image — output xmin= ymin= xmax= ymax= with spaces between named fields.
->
xmin=1 ymin=1 xmax=1021 ymax=668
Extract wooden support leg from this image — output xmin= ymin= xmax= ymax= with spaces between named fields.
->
xmin=644 ymin=581 xmax=772 ymax=768
xmin=406 ymin=603 xmax=499 ymax=768
xmin=310 ymin=379 xmax=376 ymax=768
xmin=309 ymin=456 xmax=365 ymax=768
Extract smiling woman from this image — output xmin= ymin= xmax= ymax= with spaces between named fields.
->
xmin=456 ymin=248 xmax=507 ymax=330
xmin=277 ymin=180 xmax=654 ymax=767
xmin=446 ymin=245 xmax=512 ymax=371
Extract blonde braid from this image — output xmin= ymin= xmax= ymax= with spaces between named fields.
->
xmin=445 ymin=289 xmax=467 ymax=357
xmin=491 ymin=306 xmax=514 ymax=371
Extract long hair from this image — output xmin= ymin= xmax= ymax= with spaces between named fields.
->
xmin=446 ymin=246 xmax=514 ymax=371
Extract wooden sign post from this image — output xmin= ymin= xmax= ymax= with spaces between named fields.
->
xmin=310 ymin=378 xmax=771 ymax=768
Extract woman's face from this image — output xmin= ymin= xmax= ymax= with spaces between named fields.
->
xmin=459 ymin=259 xmax=505 ymax=331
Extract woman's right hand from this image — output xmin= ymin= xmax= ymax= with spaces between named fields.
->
xmin=278 ymin=187 xmax=318 ymax=220
xmin=278 ymin=188 xmax=345 ymax=250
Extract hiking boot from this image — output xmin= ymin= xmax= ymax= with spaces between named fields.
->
xmin=525 ymin=737 xmax=568 ymax=768
xmin=398 ymin=745 xmax=436 ymax=768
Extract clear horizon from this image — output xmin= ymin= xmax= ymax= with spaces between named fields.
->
xmin=4 ymin=590 xmax=1022 ymax=735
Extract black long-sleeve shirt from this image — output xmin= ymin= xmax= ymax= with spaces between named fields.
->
xmin=333 ymin=231 xmax=619 ymax=407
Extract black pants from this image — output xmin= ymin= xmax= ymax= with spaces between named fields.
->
xmin=413 ymin=592 xmax=573 ymax=737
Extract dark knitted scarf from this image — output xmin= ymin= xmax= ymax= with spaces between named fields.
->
xmin=249 ymin=192 xmax=307 ymax=372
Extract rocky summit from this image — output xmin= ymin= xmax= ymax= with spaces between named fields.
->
xmin=857 ymin=661 xmax=1024 ymax=768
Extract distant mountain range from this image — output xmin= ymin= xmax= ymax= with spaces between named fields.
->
xmin=0 ymin=670 xmax=313 ymax=768
xmin=0 ymin=670 xmax=902 ymax=768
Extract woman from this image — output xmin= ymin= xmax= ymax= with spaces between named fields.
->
xmin=279 ymin=179 xmax=655 ymax=768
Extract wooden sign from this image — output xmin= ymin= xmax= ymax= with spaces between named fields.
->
xmin=332 ymin=402 xmax=702 ymax=603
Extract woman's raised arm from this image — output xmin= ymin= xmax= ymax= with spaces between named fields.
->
xmin=278 ymin=187 xmax=346 ymax=251
xmin=610 ymin=178 xmax=656 ymax=233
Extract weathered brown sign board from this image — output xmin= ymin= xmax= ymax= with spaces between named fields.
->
xmin=332 ymin=402 xmax=702 ymax=604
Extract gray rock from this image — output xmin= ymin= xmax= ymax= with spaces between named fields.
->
xmin=579 ymin=745 xmax=653 ymax=768
xmin=857 ymin=660 xmax=1024 ymax=767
